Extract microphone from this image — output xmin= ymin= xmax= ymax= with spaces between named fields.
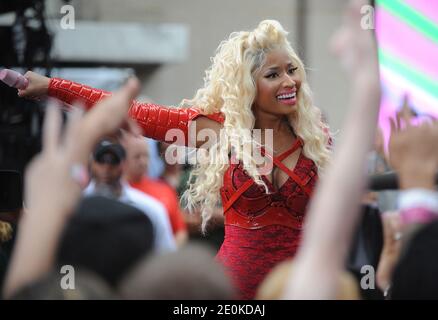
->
xmin=0 ymin=69 xmax=29 ymax=89
xmin=368 ymin=171 xmax=438 ymax=191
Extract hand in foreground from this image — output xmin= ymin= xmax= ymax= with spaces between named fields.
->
xmin=330 ymin=0 xmax=379 ymax=81
xmin=25 ymin=78 xmax=140 ymax=215
xmin=388 ymin=113 xmax=438 ymax=190
xmin=3 ymin=78 xmax=139 ymax=299
xmin=376 ymin=211 xmax=403 ymax=295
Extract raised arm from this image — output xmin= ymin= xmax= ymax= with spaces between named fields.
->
xmin=3 ymin=79 xmax=140 ymax=299
xmin=18 ymin=72 xmax=223 ymax=147
xmin=376 ymin=117 xmax=438 ymax=294
xmin=282 ymin=0 xmax=381 ymax=299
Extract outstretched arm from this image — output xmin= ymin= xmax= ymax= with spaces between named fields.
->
xmin=18 ymin=72 xmax=224 ymax=147
xmin=283 ymin=0 xmax=381 ymax=299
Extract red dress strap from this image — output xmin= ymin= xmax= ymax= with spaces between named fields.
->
xmin=272 ymin=157 xmax=312 ymax=196
xmin=222 ymin=179 xmax=255 ymax=213
xmin=261 ymin=138 xmax=312 ymax=196
xmin=276 ymin=138 xmax=302 ymax=161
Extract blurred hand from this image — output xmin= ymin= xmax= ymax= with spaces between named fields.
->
xmin=330 ymin=0 xmax=379 ymax=80
xmin=24 ymin=104 xmax=82 ymax=216
xmin=109 ymin=117 xmax=143 ymax=143
xmin=388 ymin=113 xmax=438 ymax=190
xmin=17 ymin=71 xmax=51 ymax=100
xmin=4 ymin=78 xmax=140 ymax=299
xmin=376 ymin=211 xmax=403 ymax=293
xmin=362 ymin=191 xmax=378 ymax=205
xmin=24 ymin=78 xmax=140 ymax=217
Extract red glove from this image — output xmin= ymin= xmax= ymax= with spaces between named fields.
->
xmin=48 ymin=78 xmax=224 ymax=145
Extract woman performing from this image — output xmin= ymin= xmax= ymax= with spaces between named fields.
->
xmin=17 ymin=20 xmax=331 ymax=299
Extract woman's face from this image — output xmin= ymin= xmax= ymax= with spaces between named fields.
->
xmin=253 ymin=48 xmax=302 ymax=117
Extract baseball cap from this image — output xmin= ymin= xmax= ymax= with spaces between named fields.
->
xmin=93 ymin=140 xmax=126 ymax=165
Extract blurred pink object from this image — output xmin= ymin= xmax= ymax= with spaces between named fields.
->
xmin=0 ymin=69 xmax=28 ymax=89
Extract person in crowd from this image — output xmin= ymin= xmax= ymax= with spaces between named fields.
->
xmin=86 ymin=139 xmax=176 ymax=253
xmin=9 ymin=269 xmax=116 ymax=300
xmin=377 ymin=112 xmax=438 ymax=298
xmin=57 ymin=195 xmax=155 ymax=288
xmin=122 ymin=134 xmax=188 ymax=247
xmin=3 ymin=79 xmax=142 ymax=298
xmin=119 ymin=243 xmax=235 ymax=300
xmin=157 ymin=141 xmax=225 ymax=249
xmin=256 ymin=259 xmax=360 ymax=300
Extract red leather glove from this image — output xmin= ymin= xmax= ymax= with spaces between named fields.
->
xmin=48 ymin=78 xmax=224 ymax=145
xmin=48 ymin=78 xmax=112 ymax=110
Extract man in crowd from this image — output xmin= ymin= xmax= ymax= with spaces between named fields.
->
xmin=85 ymin=139 xmax=175 ymax=252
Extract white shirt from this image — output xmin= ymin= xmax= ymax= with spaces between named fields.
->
xmin=84 ymin=181 xmax=176 ymax=253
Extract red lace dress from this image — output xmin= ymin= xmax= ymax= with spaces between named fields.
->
xmin=218 ymin=138 xmax=318 ymax=299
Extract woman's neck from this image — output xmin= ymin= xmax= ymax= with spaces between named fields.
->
xmin=254 ymin=111 xmax=289 ymax=130
xmin=254 ymin=114 xmax=297 ymax=155
xmin=254 ymin=115 xmax=294 ymax=137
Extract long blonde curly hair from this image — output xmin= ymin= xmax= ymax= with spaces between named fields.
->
xmin=180 ymin=20 xmax=331 ymax=232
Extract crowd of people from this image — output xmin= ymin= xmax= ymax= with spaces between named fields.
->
xmin=0 ymin=0 xmax=437 ymax=300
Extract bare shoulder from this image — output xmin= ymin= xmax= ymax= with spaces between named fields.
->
xmin=194 ymin=115 xmax=223 ymax=132
xmin=191 ymin=115 xmax=224 ymax=148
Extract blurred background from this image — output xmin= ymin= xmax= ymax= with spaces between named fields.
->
xmin=0 ymin=0 xmax=437 ymax=191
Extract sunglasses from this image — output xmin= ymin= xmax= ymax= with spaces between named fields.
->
xmin=95 ymin=153 xmax=122 ymax=165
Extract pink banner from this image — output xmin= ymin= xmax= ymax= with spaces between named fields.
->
xmin=376 ymin=8 xmax=438 ymax=80
xmin=404 ymin=0 xmax=438 ymax=26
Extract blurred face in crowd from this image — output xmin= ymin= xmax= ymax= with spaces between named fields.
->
xmin=91 ymin=152 xmax=124 ymax=187
xmin=124 ymin=137 xmax=149 ymax=182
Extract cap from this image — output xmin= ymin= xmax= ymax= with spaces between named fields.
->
xmin=93 ymin=140 xmax=126 ymax=165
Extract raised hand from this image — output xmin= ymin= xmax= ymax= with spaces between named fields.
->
xmin=3 ymin=78 xmax=140 ymax=298
xmin=330 ymin=0 xmax=379 ymax=80
xmin=376 ymin=211 xmax=403 ymax=295
xmin=388 ymin=114 xmax=438 ymax=190
xmin=283 ymin=0 xmax=381 ymax=299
